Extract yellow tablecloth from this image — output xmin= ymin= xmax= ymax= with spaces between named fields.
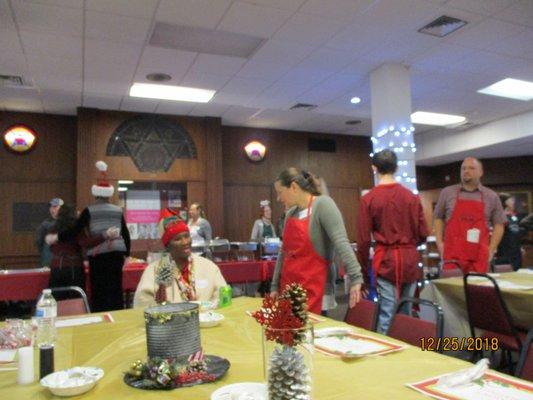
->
xmin=421 ymin=271 xmax=533 ymax=338
xmin=0 ymin=297 xmax=525 ymax=399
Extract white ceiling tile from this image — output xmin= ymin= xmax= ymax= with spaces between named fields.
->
xmin=0 ymin=28 xmax=26 ymax=75
xmin=488 ymin=28 xmax=533 ymax=59
xmin=180 ymin=71 xmax=231 ymax=90
xmin=217 ymin=1 xmax=291 ymax=38
xmin=447 ymin=50 xmax=526 ymax=76
xmin=188 ymin=102 xmax=231 ymax=117
xmin=0 ymin=87 xmax=44 ymax=112
xmin=85 ymin=39 xmax=143 ymax=67
xmin=85 ymin=11 xmax=151 ymax=43
xmin=156 ymin=0 xmax=232 ymax=29
xmin=12 ymin=1 xmax=83 ymax=36
xmin=365 ymin=30 xmax=439 ymax=63
xmin=120 ymin=96 xmax=159 ymax=113
xmin=221 ymin=105 xmax=261 ymax=125
xmin=276 ymin=66 xmax=333 ymax=86
xmin=19 ymin=0 xmax=83 ymax=8
xmin=189 ymin=54 xmax=246 ymax=76
xmin=251 ymin=39 xmax=316 ymax=65
xmin=410 ymin=43 xmax=474 ymax=72
xmin=299 ymin=0 xmax=375 ymax=22
xmin=445 ymin=18 xmax=525 ymax=50
xmin=447 ymin=0 xmax=517 ymax=16
xmin=0 ymin=1 xmax=16 ymax=30
xmin=296 ymin=48 xmax=359 ymax=73
xmin=359 ymin=0 xmax=442 ymax=26
xmin=155 ymin=100 xmax=195 ymax=116
xmin=136 ymin=47 xmax=197 ymax=82
xmin=273 ymin=13 xmax=346 ymax=46
xmin=326 ymin=20 xmax=394 ymax=54
xmin=239 ymin=0 xmax=306 ymax=11
xmin=82 ymin=93 xmax=122 ymax=110
xmin=85 ymin=0 xmax=158 ymax=19
xmin=297 ymin=73 xmax=364 ymax=105
xmin=84 ymin=61 xmax=135 ymax=96
xmin=27 ymin=55 xmax=82 ymax=91
xmin=236 ymin=59 xmax=292 ymax=81
xmin=20 ymin=30 xmax=81 ymax=60
xmin=496 ymin=0 xmax=533 ymax=28
xmin=218 ymin=77 xmax=271 ymax=96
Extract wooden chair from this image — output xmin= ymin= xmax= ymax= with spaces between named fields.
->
xmin=344 ymin=298 xmax=380 ymax=332
xmin=387 ymin=297 xmax=444 ymax=352
xmin=50 ymin=286 xmax=91 ymax=316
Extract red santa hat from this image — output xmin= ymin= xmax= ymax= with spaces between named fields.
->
xmin=161 ymin=219 xmax=189 ymax=247
xmin=91 ymin=161 xmax=114 ymax=197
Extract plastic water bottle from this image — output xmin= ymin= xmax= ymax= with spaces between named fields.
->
xmin=35 ymin=289 xmax=57 ymax=347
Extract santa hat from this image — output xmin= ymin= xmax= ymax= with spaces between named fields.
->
xmin=91 ymin=161 xmax=114 ymax=197
xmin=260 ymin=200 xmax=270 ymax=207
xmin=161 ymin=219 xmax=189 ymax=247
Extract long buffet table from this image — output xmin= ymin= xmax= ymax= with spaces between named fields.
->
xmin=0 ymin=260 xmax=277 ymax=302
xmin=3 ymin=297 xmax=530 ymax=399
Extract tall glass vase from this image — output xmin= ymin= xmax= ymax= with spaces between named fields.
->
xmin=262 ymin=325 xmax=314 ymax=400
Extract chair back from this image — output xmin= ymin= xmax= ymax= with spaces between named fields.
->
xmin=50 ymin=286 xmax=90 ymax=316
xmin=387 ymin=297 xmax=444 ymax=351
xmin=344 ymin=298 xmax=380 ymax=332
xmin=463 ymin=274 xmax=521 ymax=349
xmin=516 ymin=329 xmax=533 ymax=381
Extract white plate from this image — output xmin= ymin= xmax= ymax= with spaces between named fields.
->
xmin=200 ymin=312 xmax=224 ymax=328
xmin=314 ymin=327 xmax=355 ymax=338
xmin=191 ymin=300 xmax=218 ymax=311
xmin=211 ymin=382 xmax=267 ymax=400
xmin=40 ymin=367 xmax=104 ymax=397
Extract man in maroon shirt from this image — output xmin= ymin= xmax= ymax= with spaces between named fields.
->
xmin=358 ymin=150 xmax=429 ymax=334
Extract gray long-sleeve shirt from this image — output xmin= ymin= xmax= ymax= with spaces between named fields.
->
xmin=271 ymin=195 xmax=363 ymax=295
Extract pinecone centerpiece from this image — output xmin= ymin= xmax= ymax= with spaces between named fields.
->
xmin=252 ymin=284 xmax=313 ymax=400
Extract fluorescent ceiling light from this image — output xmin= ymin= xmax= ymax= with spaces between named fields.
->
xmin=118 ymin=180 xmax=134 ymax=185
xmin=129 ymin=83 xmax=215 ymax=103
xmin=477 ymin=78 xmax=533 ymax=101
xmin=118 ymin=187 xmax=128 ymax=192
xmin=411 ymin=111 xmax=466 ymax=126
xmin=350 ymin=96 xmax=361 ymax=104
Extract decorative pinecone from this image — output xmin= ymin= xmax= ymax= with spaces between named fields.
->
xmin=187 ymin=360 xmax=207 ymax=374
xmin=281 ymin=283 xmax=308 ymax=325
xmin=156 ymin=259 xmax=173 ymax=287
xmin=268 ymin=346 xmax=311 ymax=400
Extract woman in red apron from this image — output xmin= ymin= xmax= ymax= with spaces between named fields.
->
xmin=271 ymin=168 xmax=363 ymax=314
xmin=443 ymin=188 xmax=490 ymax=273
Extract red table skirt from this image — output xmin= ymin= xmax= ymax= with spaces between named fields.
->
xmin=0 ymin=260 xmax=277 ymax=302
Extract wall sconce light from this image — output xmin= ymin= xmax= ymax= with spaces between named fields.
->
xmin=3 ymin=124 xmax=38 ymax=154
xmin=244 ymin=140 xmax=266 ymax=162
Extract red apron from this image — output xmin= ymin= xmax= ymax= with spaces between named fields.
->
xmin=280 ymin=197 xmax=328 ymax=314
xmin=373 ymin=243 xmax=416 ymax=299
xmin=443 ymin=188 xmax=489 ymax=273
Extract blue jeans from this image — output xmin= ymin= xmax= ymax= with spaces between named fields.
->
xmin=376 ymin=277 xmax=416 ymax=334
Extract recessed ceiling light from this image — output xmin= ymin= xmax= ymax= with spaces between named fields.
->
xmin=129 ymin=83 xmax=215 ymax=103
xmin=477 ymin=78 xmax=533 ymax=101
xmin=411 ymin=111 xmax=466 ymax=126
xmin=146 ymin=73 xmax=172 ymax=82
xmin=350 ymin=97 xmax=361 ymax=104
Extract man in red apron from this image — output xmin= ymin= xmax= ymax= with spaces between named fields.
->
xmin=358 ymin=150 xmax=429 ymax=334
xmin=434 ymin=158 xmax=506 ymax=274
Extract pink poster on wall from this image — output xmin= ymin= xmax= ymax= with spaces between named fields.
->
xmin=126 ymin=190 xmax=161 ymax=239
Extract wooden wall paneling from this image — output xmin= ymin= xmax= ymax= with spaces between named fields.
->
xmin=328 ymin=186 xmax=360 ymax=242
xmin=187 ymin=180 xmax=207 ymax=217
xmin=0 ymin=182 xmax=74 ymax=268
xmin=204 ymin=117 xmax=224 ymax=237
xmin=223 ymin=184 xmax=272 ymax=242
xmin=76 ymin=108 xmax=209 ymax=210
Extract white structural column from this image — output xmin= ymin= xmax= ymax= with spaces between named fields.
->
xmin=370 ymin=64 xmax=417 ymax=193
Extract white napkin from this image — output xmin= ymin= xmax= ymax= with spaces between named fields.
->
xmin=516 ymin=269 xmax=533 ymax=274
xmin=437 ymin=359 xmax=489 ymax=388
